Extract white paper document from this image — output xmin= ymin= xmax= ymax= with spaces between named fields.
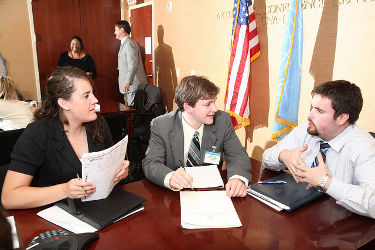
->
xmin=37 ymin=205 xmax=97 ymax=234
xmin=6 ymin=216 xmax=20 ymax=249
xmin=184 ymin=165 xmax=224 ymax=188
xmin=81 ymin=135 xmax=128 ymax=201
xmin=180 ymin=190 xmax=242 ymax=229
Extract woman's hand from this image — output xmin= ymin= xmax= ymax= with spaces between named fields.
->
xmin=114 ymin=160 xmax=130 ymax=182
xmin=63 ymin=178 xmax=96 ymax=199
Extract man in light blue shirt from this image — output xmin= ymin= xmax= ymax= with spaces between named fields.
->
xmin=263 ymin=80 xmax=375 ymax=218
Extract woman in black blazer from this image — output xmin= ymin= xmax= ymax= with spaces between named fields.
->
xmin=1 ymin=66 xmax=129 ymax=209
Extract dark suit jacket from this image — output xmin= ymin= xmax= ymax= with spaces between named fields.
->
xmin=142 ymin=110 xmax=252 ymax=187
xmin=8 ymin=116 xmax=112 ymax=187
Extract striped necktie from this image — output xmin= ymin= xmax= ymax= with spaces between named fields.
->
xmin=186 ymin=131 xmax=200 ymax=167
xmin=311 ymin=141 xmax=330 ymax=168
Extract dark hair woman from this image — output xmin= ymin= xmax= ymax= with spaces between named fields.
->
xmin=57 ymin=36 xmax=97 ymax=77
xmin=1 ymin=66 xmax=129 ymax=209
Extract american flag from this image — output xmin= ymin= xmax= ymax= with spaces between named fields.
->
xmin=225 ymin=0 xmax=260 ymax=129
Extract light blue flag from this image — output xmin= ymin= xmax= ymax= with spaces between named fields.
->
xmin=272 ymin=0 xmax=303 ymax=142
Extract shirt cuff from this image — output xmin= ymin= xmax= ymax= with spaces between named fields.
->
xmin=228 ymin=175 xmax=249 ymax=187
xmin=325 ymin=177 xmax=345 ymax=201
xmin=163 ymin=172 xmax=179 ymax=191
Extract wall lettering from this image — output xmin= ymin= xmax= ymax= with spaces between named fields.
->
xmin=216 ymin=0 xmax=374 ymax=26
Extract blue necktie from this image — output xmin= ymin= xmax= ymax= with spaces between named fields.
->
xmin=311 ymin=141 xmax=330 ymax=168
xmin=186 ymin=131 xmax=200 ymax=167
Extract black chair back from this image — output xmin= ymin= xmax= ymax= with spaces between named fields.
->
xmin=0 ymin=128 xmax=24 ymax=166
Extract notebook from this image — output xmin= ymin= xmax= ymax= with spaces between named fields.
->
xmin=248 ymin=172 xmax=324 ymax=212
xmin=54 ymin=187 xmax=146 ymax=231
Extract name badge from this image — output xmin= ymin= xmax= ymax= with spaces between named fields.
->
xmin=204 ymin=151 xmax=221 ymax=165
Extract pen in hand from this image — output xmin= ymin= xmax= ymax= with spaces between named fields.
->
xmin=179 ymin=160 xmax=194 ymax=191
xmin=76 ymin=172 xmax=88 ymax=196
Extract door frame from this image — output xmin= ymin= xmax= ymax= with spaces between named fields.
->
xmin=27 ymin=0 xmax=42 ymax=102
xmin=129 ymin=1 xmax=154 ymax=85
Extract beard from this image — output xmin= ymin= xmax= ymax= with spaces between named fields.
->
xmin=307 ymin=118 xmax=319 ymax=136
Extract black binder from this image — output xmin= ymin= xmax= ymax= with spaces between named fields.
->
xmin=57 ymin=186 xmax=146 ymax=230
xmin=248 ymin=172 xmax=324 ymax=212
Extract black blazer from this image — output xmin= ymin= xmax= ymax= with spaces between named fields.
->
xmin=8 ymin=116 xmax=113 ymax=187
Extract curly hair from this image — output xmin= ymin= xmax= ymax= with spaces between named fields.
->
xmin=34 ymin=66 xmax=104 ymax=142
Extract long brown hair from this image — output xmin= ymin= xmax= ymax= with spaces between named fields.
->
xmin=0 ymin=76 xmax=18 ymax=100
xmin=34 ymin=66 xmax=104 ymax=142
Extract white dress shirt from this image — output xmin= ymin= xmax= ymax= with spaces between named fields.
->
xmin=262 ymin=123 xmax=375 ymax=218
xmin=164 ymin=113 xmax=249 ymax=190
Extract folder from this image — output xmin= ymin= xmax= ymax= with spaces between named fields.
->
xmin=56 ymin=186 xmax=146 ymax=230
xmin=248 ymin=172 xmax=324 ymax=212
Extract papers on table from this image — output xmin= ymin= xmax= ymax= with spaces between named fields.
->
xmin=37 ymin=205 xmax=97 ymax=234
xmin=6 ymin=216 xmax=20 ymax=249
xmin=81 ymin=135 xmax=128 ymax=202
xmin=184 ymin=165 xmax=224 ymax=189
xmin=180 ymin=190 xmax=242 ymax=229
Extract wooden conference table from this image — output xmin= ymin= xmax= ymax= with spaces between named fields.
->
xmin=97 ymin=98 xmax=135 ymax=160
xmin=5 ymin=159 xmax=375 ymax=249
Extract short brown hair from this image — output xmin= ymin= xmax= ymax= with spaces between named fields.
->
xmin=175 ymin=76 xmax=219 ymax=111
xmin=312 ymin=80 xmax=362 ymax=124
xmin=115 ymin=20 xmax=131 ymax=34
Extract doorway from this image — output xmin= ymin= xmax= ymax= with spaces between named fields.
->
xmin=129 ymin=2 xmax=153 ymax=84
xmin=32 ymin=0 xmax=123 ymax=102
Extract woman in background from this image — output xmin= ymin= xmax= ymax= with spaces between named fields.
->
xmin=1 ymin=66 xmax=128 ymax=209
xmin=0 ymin=76 xmax=33 ymax=131
xmin=57 ymin=36 xmax=97 ymax=77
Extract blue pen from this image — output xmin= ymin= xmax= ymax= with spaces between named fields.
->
xmin=258 ymin=181 xmax=287 ymax=184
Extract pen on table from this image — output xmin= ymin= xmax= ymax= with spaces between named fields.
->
xmin=76 ymin=173 xmax=87 ymax=195
xmin=179 ymin=160 xmax=194 ymax=191
xmin=258 ymin=181 xmax=287 ymax=184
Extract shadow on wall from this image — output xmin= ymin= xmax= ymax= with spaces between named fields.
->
xmin=154 ymin=25 xmax=177 ymax=112
xmin=309 ymin=0 xmax=338 ymax=88
xmin=243 ymin=0 xmax=270 ymax=158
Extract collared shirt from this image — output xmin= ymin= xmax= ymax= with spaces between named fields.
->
xmin=262 ymin=123 xmax=375 ymax=218
xmin=181 ymin=114 xmax=204 ymax=164
xmin=120 ymin=35 xmax=128 ymax=49
xmin=164 ymin=112 xmax=249 ymax=190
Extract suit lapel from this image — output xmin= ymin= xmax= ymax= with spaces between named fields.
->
xmin=201 ymin=124 xmax=217 ymax=165
xmin=51 ymin=119 xmax=82 ymax=173
xmin=170 ymin=111 xmax=184 ymax=167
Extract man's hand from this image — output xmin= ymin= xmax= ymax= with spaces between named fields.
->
xmin=279 ymin=145 xmax=308 ymax=182
xmin=294 ymin=152 xmax=328 ymax=189
xmin=123 ymin=83 xmax=130 ymax=93
xmin=169 ymin=168 xmax=193 ymax=190
xmin=225 ymin=178 xmax=247 ymax=197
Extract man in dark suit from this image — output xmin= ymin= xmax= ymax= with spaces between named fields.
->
xmin=114 ymin=20 xmax=147 ymax=106
xmin=142 ymin=76 xmax=251 ymax=197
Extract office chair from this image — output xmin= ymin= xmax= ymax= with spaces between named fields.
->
xmin=120 ymin=84 xmax=166 ymax=184
xmin=0 ymin=128 xmax=24 ymax=203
